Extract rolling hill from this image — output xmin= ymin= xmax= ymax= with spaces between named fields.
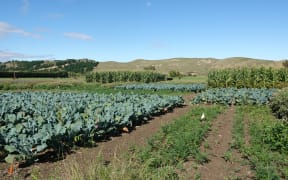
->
xmin=95 ymin=57 xmax=283 ymax=75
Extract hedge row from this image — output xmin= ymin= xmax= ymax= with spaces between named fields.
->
xmin=0 ymin=71 xmax=68 ymax=78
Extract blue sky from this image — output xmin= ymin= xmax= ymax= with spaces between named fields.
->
xmin=0 ymin=0 xmax=287 ymax=62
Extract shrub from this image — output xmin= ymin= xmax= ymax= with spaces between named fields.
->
xmin=143 ymin=65 xmax=156 ymax=71
xmin=270 ymin=90 xmax=288 ymax=122
xmin=262 ymin=122 xmax=288 ymax=153
xmin=168 ymin=70 xmax=181 ymax=77
xmin=283 ymin=60 xmax=288 ymax=68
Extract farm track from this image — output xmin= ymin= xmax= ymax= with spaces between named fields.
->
xmin=182 ymin=106 xmax=253 ymax=180
xmin=1 ymin=94 xmax=194 ymax=179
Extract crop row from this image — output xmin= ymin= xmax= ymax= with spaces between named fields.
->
xmin=115 ymin=83 xmax=206 ymax=92
xmin=86 ymin=71 xmax=166 ymax=83
xmin=208 ymin=67 xmax=288 ymax=88
xmin=192 ymin=88 xmax=276 ymax=106
xmin=0 ymin=92 xmax=184 ymax=163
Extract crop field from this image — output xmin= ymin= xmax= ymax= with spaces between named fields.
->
xmin=0 ymin=67 xmax=287 ymax=180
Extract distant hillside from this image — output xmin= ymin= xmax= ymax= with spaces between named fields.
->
xmin=0 ymin=59 xmax=98 ymax=73
xmin=95 ymin=57 xmax=283 ymax=75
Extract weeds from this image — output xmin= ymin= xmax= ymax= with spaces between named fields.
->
xmin=57 ymin=106 xmax=223 ymax=179
xmin=234 ymin=106 xmax=288 ymax=179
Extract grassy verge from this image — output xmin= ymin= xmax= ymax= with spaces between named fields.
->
xmin=233 ymin=106 xmax=288 ymax=179
xmin=0 ymin=78 xmax=195 ymax=95
xmin=0 ymin=83 xmax=191 ymax=96
xmin=54 ymin=105 xmax=223 ymax=180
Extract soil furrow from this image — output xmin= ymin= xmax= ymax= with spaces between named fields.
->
xmin=198 ymin=107 xmax=236 ymax=180
xmin=183 ymin=106 xmax=253 ymax=180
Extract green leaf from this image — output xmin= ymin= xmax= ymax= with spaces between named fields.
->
xmin=5 ymin=154 xmax=16 ymax=164
xmin=4 ymin=145 xmax=17 ymax=153
xmin=15 ymin=124 xmax=23 ymax=133
xmin=70 ymin=121 xmax=82 ymax=132
xmin=36 ymin=143 xmax=48 ymax=152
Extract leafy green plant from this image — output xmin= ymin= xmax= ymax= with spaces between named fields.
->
xmin=192 ymin=88 xmax=276 ymax=106
xmin=0 ymin=92 xmax=184 ymax=164
xmin=115 ymin=83 xmax=206 ymax=92
xmin=222 ymin=150 xmax=232 ymax=162
xmin=235 ymin=106 xmax=288 ymax=179
xmin=269 ymin=90 xmax=288 ymax=122
xmin=262 ymin=122 xmax=288 ymax=153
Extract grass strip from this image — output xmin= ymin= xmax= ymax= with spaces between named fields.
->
xmin=137 ymin=105 xmax=223 ymax=167
xmin=0 ymin=82 xmax=191 ymax=95
xmin=235 ymin=106 xmax=288 ymax=179
xmin=231 ymin=107 xmax=245 ymax=150
xmin=57 ymin=105 xmax=224 ymax=180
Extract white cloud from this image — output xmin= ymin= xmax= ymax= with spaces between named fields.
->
xmin=64 ymin=32 xmax=92 ymax=40
xmin=0 ymin=21 xmax=40 ymax=38
xmin=21 ymin=0 xmax=30 ymax=14
xmin=0 ymin=50 xmax=53 ymax=61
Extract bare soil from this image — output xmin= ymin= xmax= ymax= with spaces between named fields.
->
xmin=182 ymin=106 xmax=254 ymax=180
xmin=0 ymin=95 xmax=194 ymax=179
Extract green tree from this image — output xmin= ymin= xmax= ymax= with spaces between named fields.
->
xmin=282 ymin=60 xmax=288 ymax=68
xmin=169 ymin=70 xmax=180 ymax=77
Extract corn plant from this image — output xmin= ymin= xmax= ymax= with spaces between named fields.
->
xmin=208 ymin=67 xmax=288 ymax=88
xmin=86 ymin=71 xmax=166 ymax=83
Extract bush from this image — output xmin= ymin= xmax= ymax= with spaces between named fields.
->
xmin=168 ymin=70 xmax=181 ymax=77
xmin=283 ymin=60 xmax=288 ymax=68
xmin=262 ymin=122 xmax=288 ymax=153
xmin=143 ymin=65 xmax=156 ymax=71
xmin=270 ymin=90 xmax=288 ymax=122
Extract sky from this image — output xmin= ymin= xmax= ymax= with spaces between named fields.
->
xmin=0 ymin=0 xmax=287 ymax=62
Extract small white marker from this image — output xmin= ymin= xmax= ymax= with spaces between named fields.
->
xmin=201 ymin=113 xmax=205 ymax=120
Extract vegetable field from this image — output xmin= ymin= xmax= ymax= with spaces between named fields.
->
xmin=0 ymin=92 xmax=183 ymax=163
xmin=0 ymin=67 xmax=287 ymax=180
xmin=192 ymin=88 xmax=276 ymax=106
xmin=115 ymin=83 xmax=206 ymax=92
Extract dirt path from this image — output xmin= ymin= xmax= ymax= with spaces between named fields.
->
xmin=1 ymin=95 xmax=194 ymax=179
xmin=182 ymin=106 xmax=253 ymax=180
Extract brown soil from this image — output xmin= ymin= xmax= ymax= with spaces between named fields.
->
xmin=0 ymin=95 xmax=194 ymax=179
xmin=182 ymin=106 xmax=253 ymax=180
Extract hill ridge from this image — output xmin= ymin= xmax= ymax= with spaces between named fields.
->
xmin=95 ymin=57 xmax=283 ymax=75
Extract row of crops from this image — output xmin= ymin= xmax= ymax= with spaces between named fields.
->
xmin=115 ymin=83 xmax=206 ymax=92
xmin=86 ymin=71 xmax=166 ymax=83
xmin=0 ymin=92 xmax=184 ymax=163
xmin=208 ymin=67 xmax=288 ymax=88
xmin=192 ymin=88 xmax=276 ymax=106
